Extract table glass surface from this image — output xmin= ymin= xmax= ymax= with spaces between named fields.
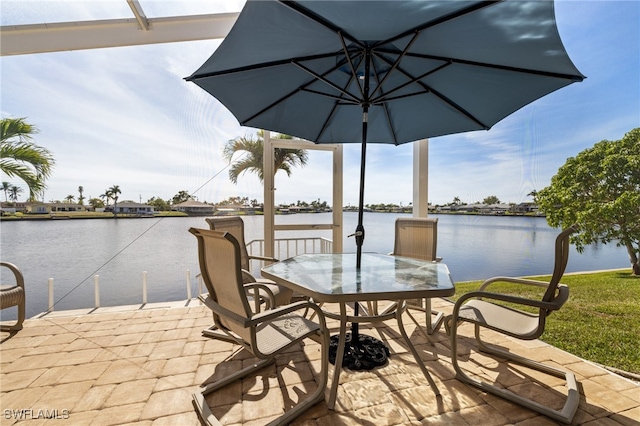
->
xmin=261 ymin=253 xmax=455 ymax=303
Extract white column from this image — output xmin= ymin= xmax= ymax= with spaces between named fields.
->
xmin=263 ymin=131 xmax=275 ymax=258
xmin=413 ymin=139 xmax=429 ymax=218
xmin=332 ymin=144 xmax=344 ymax=253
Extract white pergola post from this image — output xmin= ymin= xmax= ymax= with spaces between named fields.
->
xmin=263 ymin=131 xmax=343 ymax=257
xmin=264 ymin=131 xmax=276 ymax=258
xmin=413 ymin=139 xmax=429 ymax=218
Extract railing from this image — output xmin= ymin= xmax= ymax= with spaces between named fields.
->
xmin=46 ymin=270 xmax=194 ymax=313
xmin=245 ymin=236 xmax=333 ymax=277
xmin=247 ymin=236 xmax=333 ymax=260
xmin=43 ymin=236 xmax=332 ymax=313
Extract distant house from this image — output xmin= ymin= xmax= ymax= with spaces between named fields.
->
xmin=110 ymin=201 xmax=155 ymax=215
xmin=24 ymin=202 xmax=51 ymax=214
xmin=47 ymin=202 xmax=87 ymax=213
xmin=172 ymin=200 xmax=215 ymax=216
xmin=483 ymin=204 xmax=511 ymax=215
xmin=512 ymin=202 xmax=539 ymax=214
xmin=1 ymin=201 xmax=28 ymax=214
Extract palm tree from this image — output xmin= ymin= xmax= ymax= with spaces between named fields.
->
xmin=2 ymin=181 xmax=10 ymax=203
xmin=8 ymin=185 xmax=23 ymax=202
xmin=1 ymin=118 xmax=55 ymax=201
xmin=100 ymin=190 xmax=112 ymax=207
xmin=223 ymin=131 xmax=308 ymax=184
xmin=78 ymin=186 xmax=85 ymax=205
xmin=65 ymin=195 xmax=75 ymax=203
xmin=108 ymin=185 xmax=121 ymax=217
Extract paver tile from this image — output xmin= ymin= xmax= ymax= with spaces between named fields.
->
xmin=1 ymin=302 xmax=638 ymax=426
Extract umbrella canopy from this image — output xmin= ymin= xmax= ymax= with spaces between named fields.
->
xmin=187 ymin=0 xmax=583 ymax=264
xmin=187 ymin=0 xmax=583 ymax=145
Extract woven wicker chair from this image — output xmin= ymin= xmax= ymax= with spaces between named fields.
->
xmin=1 ymin=262 xmax=26 ymax=332
xmin=445 ymin=225 xmax=580 ymax=424
xmin=189 ymin=228 xmax=329 ymax=426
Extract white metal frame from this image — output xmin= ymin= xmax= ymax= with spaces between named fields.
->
xmin=263 ymin=131 xmax=344 ymax=256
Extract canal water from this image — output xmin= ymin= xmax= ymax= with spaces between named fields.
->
xmin=0 ymin=213 xmax=629 ymax=319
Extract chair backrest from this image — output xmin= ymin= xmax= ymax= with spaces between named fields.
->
xmin=206 ymin=217 xmax=250 ymax=271
xmin=190 ymin=227 xmax=253 ymax=342
xmin=542 ymin=224 xmax=579 ymax=305
xmin=393 ymin=217 xmax=438 ymax=261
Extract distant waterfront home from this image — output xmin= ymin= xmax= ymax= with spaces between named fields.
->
xmin=172 ymin=200 xmax=215 ymax=216
xmin=512 ymin=202 xmax=539 ymax=214
xmin=482 ymin=203 xmax=511 ymax=215
xmin=45 ymin=203 xmax=87 ymax=213
xmin=24 ymin=202 xmax=50 ymax=214
xmin=108 ymin=201 xmax=155 ymax=215
xmin=1 ymin=201 xmax=28 ymax=214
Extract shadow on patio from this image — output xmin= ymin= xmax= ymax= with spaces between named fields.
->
xmin=1 ymin=299 xmax=638 ymax=425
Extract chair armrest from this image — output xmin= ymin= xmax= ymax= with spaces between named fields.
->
xmin=0 ymin=262 xmax=25 ymax=290
xmin=248 ymin=254 xmax=279 ymax=264
xmin=243 ymin=282 xmax=276 ymax=309
xmin=200 ymin=295 xmax=254 ymax=328
xmin=248 ymin=300 xmax=327 ymax=330
xmin=241 ymin=269 xmax=258 ymax=284
xmin=478 ymin=276 xmax=552 ymax=292
xmin=454 ymin=290 xmax=563 ymax=312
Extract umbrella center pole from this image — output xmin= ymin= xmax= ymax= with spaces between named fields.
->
xmin=331 ymin=71 xmax=390 ymax=371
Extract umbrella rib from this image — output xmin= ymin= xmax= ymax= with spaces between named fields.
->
xmin=293 ymin=61 xmax=362 ymax=105
xmin=242 ymin=55 xmax=360 ymax=125
xmin=186 ymin=51 xmax=343 ymax=81
xmin=300 ymin=88 xmax=359 ymax=105
xmin=279 ymin=0 xmax=364 ymax=49
xmin=369 ymin=32 xmax=420 ymax=101
xmin=369 ymin=58 xmax=451 ymax=105
xmin=403 ymin=52 xmax=585 ymax=82
xmin=371 ymin=53 xmax=490 ymax=129
xmin=338 ymin=32 xmax=365 ymax=101
xmin=374 ymin=1 xmax=503 ymax=49
xmin=370 ymin=65 xmax=399 ymax=145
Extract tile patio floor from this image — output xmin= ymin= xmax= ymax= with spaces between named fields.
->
xmin=1 ymin=298 xmax=638 ymax=425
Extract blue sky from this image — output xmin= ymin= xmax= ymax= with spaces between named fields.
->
xmin=1 ymin=1 xmax=638 ymax=207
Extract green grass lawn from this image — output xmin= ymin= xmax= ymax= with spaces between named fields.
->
xmin=451 ymin=270 xmax=640 ymax=375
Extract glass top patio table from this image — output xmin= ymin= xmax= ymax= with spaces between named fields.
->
xmin=262 ymin=252 xmax=455 ymax=410
xmin=261 ymin=252 xmax=455 ymax=303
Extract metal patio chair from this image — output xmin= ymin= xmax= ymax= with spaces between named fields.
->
xmin=206 ymin=216 xmax=292 ymax=306
xmin=1 ymin=262 xmax=26 ymax=333
xmin=189 ymin=227 xmax=329 ymax=426
xmin=378 ymin=217 xmax=444 ymax=334
xmin=445 ymin=224 xmax=580 ymax=424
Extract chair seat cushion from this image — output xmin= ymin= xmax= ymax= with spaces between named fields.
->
xmin=1 ymin=285 xmax=25 ymax=309
xmin=256 ymin=313 xmax=320 ymax=355
xmin=458 ymin=299 xmax=540 ymax=337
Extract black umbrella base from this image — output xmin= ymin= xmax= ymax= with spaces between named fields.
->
xmin=329 ymin=333 xmax=390 ymax=371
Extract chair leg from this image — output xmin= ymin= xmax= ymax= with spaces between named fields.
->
xmin=327 ymin=303 xmax=348 ymax=410
xmin=273 ymin=329 xmax=329 ymax=426
xmin=450 ymin=321 xmax=579 ymax=424
xmin=195 ymin=329 xmax=329 ymax=426
xmin=193 ymin=357 xmax=276 ymax=426
xmin=1 ymin=302 xmax=25 ymax=332
xmin=0 ymin=322 xmax=23 ymax=333
xmin=202 ymin=325 xmax=243 ymax=344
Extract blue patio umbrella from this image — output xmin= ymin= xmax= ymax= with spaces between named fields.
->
xmin=187 ymin=0 xmax=583 ymax=368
